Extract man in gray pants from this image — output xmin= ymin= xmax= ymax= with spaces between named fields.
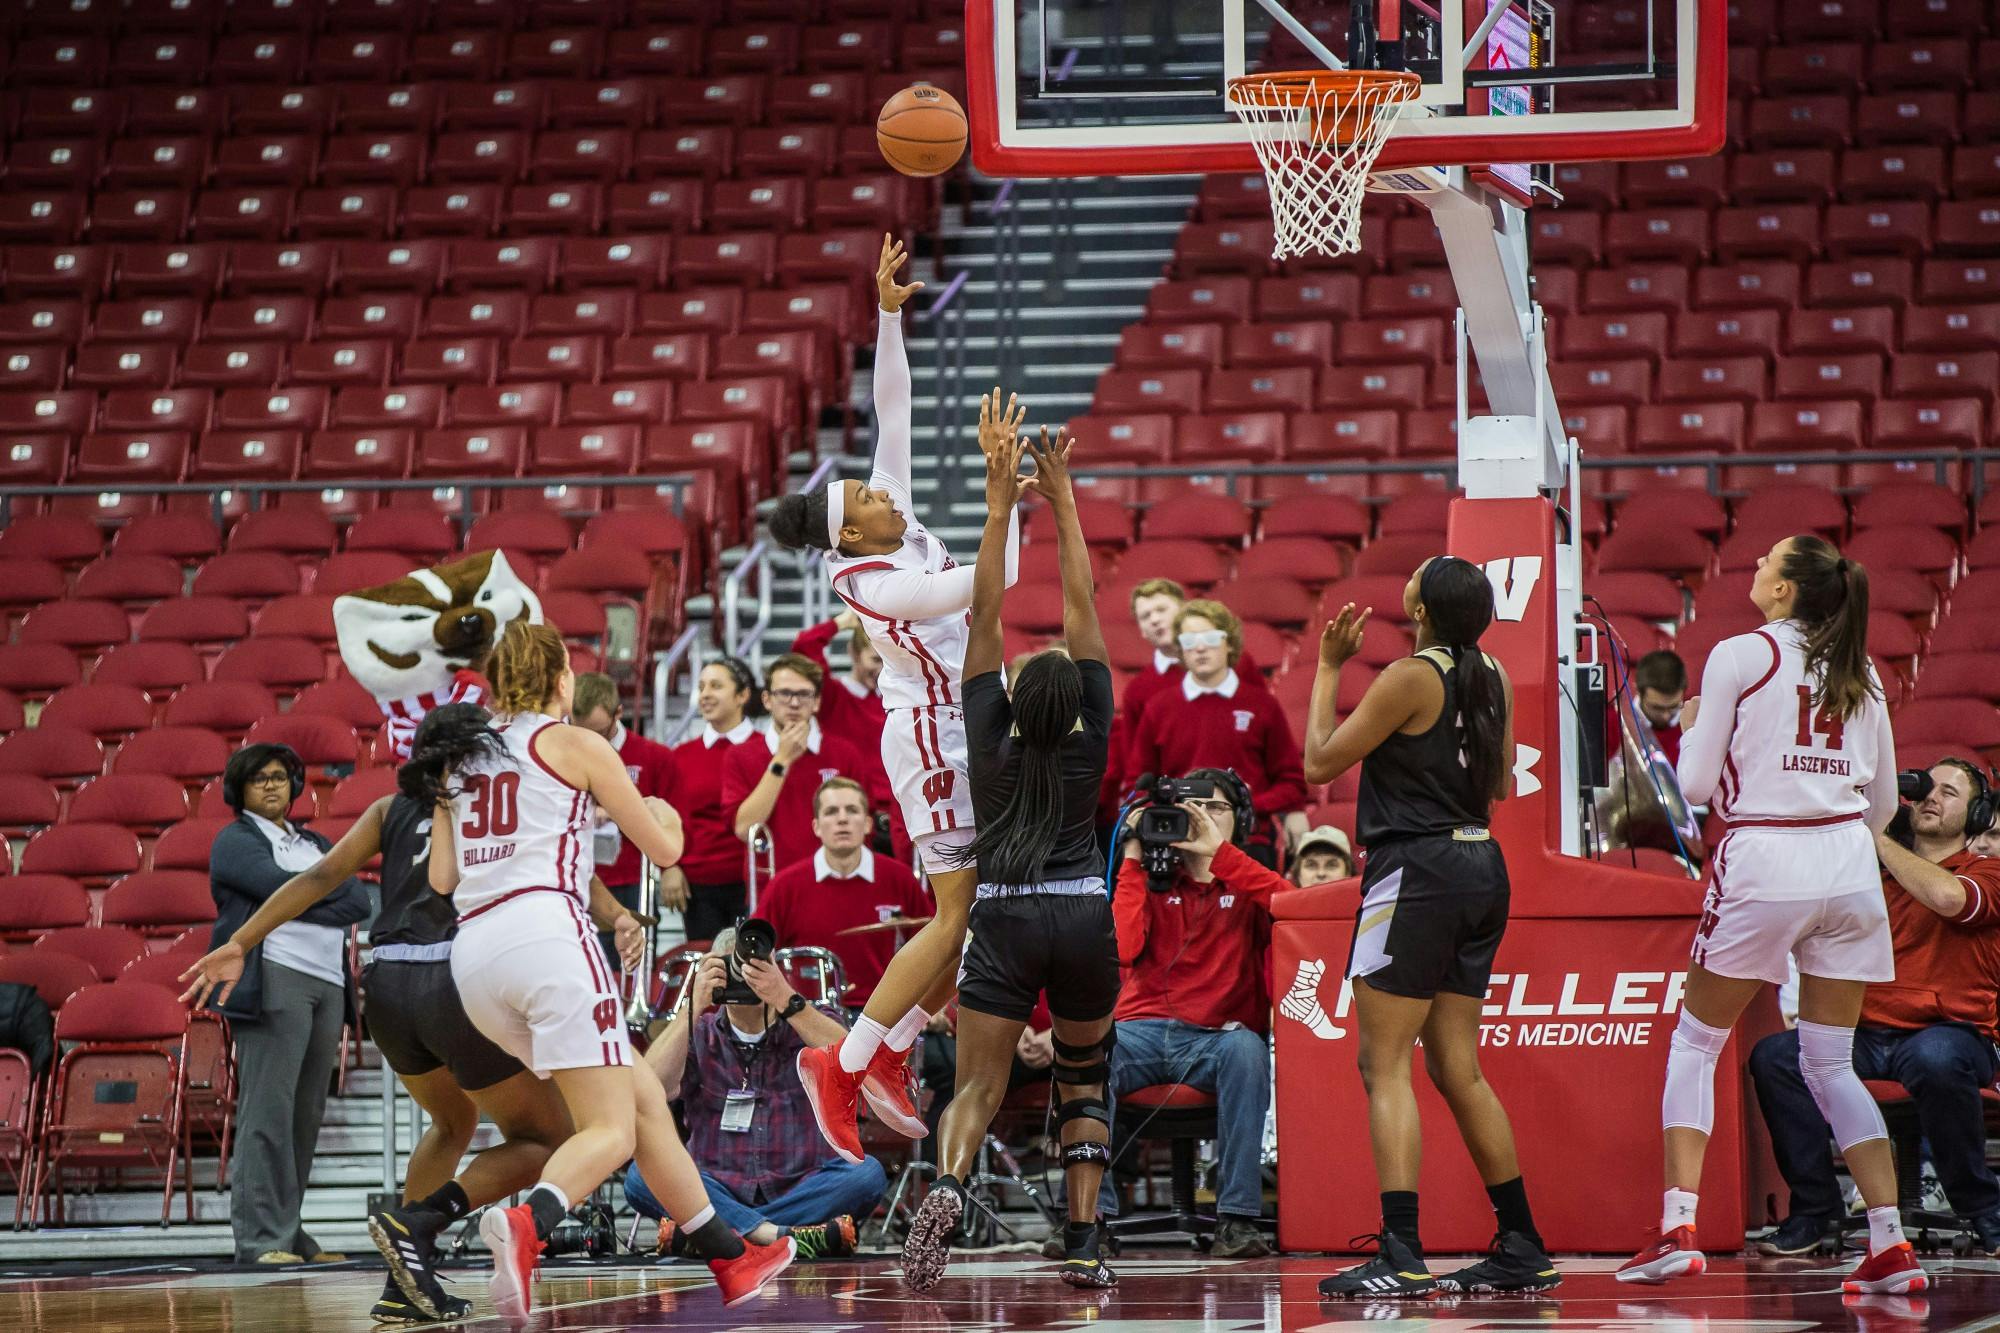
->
xmin=206 ymin=744 xmax=372 ymax=1265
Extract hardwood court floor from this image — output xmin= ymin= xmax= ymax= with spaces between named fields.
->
xmin=0 ymin=1250 xmax=1993 ymax=1331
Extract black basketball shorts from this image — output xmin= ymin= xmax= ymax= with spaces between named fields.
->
xmin=363 ymin=958 xmax=526 ymax=1092
xmin=1345 ymin=832 xmax=1511 ymax=1001
xmin=957 ymin=892 xmax=1121 ymax=1026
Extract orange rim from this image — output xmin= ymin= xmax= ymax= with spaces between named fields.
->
xmin=1227 ymin=69 xmax=1423 ymax=145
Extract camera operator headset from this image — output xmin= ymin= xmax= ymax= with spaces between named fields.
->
xmin=1886 ymin=765 xmax=1998 ymax=850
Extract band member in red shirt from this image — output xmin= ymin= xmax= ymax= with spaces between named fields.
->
xmin=757 ymin=778 xmax=934 ymax=1009
xmin=722 ymin=654 xmax=875 ymax=877
xmin=667 ymin=657 xmax=764 ymax=944
xmin=573 ymin=672 xmax=677 ymax=967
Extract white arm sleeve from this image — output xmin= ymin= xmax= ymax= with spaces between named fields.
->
xmin=1862 ymin=697 xmax=1898 ymax=834
xmin=842 ymin=507 xmax=1021 ymax=622
xmin=870 ymin=310 xmax=912 ymax=496
xmin=1675 ymin=636 xmax=1753 ymax=806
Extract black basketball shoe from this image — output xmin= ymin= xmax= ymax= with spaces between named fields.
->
xmin=1059 ymin=1222 xmax=1119 ymax=1290
xmin=369 ymin=1271 xmax=472 ymax=1324
xmin=1318 ymin=1232 xmax=1436 ymax=1300
xmin=1435 ymin=1230 xmax=1562 ymax=1294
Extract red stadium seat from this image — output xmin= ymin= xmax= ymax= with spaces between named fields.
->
xmin=1659 ymin=357 xmax=1766 ymax=405
xmin=113 ymin=726 xmax=232 ymax=786
xmin=1788 ymin=306 xmax=1897 ymax=358
xmin=73 ymin=554 xmax=184 ymax=606
xmin=212 ymin=637 xmax=327 ymax=694
xmin=1207 ymin=368 xmax=1315 ymax=415
xmin=162 ymin=681 xmax=278 ymax=741
xmin=1774 ymin=354 xmax=1883 ymax=404
xmin=100 ymin=872 xmax=215 ymax=938
xmin=40 ymin=684 xmax=154 ymax=741
xmin=1845 ymin=525 xmax=1959 ymax=577
xmin=245 ymin=714 xmax=360 ymax=770
xmin=69 ymin=775 xmax=187 ymax=833
xmin=18 ymin=600 xmax=130 ymax=653
xmin=20 ymin=825 xmax=142 ymax=893
xmin=1852 ymin=482 xmax=1967 ymax=533
xmin=0 ymin=947 xmax=96 ymax=1006
xmin=1633 ymin=402 xmax=1746 ymax=455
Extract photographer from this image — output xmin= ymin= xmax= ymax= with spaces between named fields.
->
xmin=1107 ymin=768 xmax=1286 ymax=1259
xmin=1749 ymin=759 xmax=2000 ymax=1255
xmin=625 ymin=934 xmax=884 ymax=1260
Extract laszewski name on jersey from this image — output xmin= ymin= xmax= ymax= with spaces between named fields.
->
xmin=1782 ymin=753 xmax=1853 ymax=776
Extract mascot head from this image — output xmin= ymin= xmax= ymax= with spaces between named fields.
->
xmin=334 ymin=550 xmax=541 ymax=703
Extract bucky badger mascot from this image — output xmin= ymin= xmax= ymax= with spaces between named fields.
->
xmin=332 ymin=550 xmax=542 ymax=761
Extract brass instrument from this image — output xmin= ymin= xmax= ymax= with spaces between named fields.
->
xmin=623 ymin=859 xmax=661 ymax=1034
xmin=745 ymin=821 xmax=776 ymax=916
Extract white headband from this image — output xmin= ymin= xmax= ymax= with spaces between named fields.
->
xmin=824 ymin=480 xmax=845 ymax=550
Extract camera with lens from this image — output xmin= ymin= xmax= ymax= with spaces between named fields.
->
xmin=712 ymin=918 xmax=777 ymax=1007
xmin=1132 ymin=774 xmax=1222 ymax=892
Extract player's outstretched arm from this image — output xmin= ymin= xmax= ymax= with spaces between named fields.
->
xmin=1027 ymin=426 xmax=1107 ymax=667
xmin=870 ymin=233 xmax=923 ymax=491
xmin=1303 ymin=614 xmax=1427 ymax=786
xmin=963 ymin=387 xmax=1028 ymax=683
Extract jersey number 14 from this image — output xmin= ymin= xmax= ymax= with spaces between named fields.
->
xmin=1795 ymin=685 xmax=1846 ymax=751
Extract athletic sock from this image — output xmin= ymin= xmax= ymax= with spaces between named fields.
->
xmin=410 ymin=1180 xmax=470 ymax=1228
xmin=885 ymin=1006 xmax=929 ymax=1053
xmin=1866 ymin=1206 xmax=1906 ymax=1255
xmin=682 ymin=1204 xmax=746 ymax=1262
xmin=525 ymin=1183 xmax=569 ymax=1243
xmin=1663 ymin=1188 xmax=1699 ymax=1235
xmin=1485 ymin=1176 xmax=1543 ymax=1251
xmin=839 ymin=1016 xmax=892 ymax=1074
xmin=1064 ymin=1220 xmax=1099 ymax=1256
xmin=1381 ymin=1191 xmax=1422 ymax=1258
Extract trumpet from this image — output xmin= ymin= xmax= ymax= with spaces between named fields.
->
xmin=623 ymin=859 xmax=661 ymax=1034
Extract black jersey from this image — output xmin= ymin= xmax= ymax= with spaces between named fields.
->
xmin=1355 ymin=647 xmax=1496 ymax=847
xmin=369 ymin=794 xmax=459 ymax=949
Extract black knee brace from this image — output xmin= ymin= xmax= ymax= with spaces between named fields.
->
xmin=1052 ymin=1027 xmax=1116 ymax=1088
xmin=1061 ymin=1139 xmax=1111 ymax=1168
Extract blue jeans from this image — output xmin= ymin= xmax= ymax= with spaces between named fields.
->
xmin=1096 ymin=1018 xmax=1270 ymax=1220
xmin=623 ymin=1156 xmax=888 ymax=1235
xmin=1750 ymin=1023 xmax=2000 ymax=1222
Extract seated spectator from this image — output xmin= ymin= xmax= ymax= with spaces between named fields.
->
xmin=1974 ymin=823 xmax=2000 ymax=859
xmin=669 ymin=656 xmax=766 ymax=942
xmin=1126 ymin=601 xmax=1306 ymax=860
xmin=0 ymin=979 xmax=53 ymax=1078
xmin=626 ymin=936 xmax=884 ymax=1260
xmin=722 ymin=654 xmax=878 ymax=874
xmin=572 ymin=671 xmax=678 ymax=966
xmin=1109 ymin=580 xmax=1268 ymax=805
xmin=207 ymin=742 xmax=372 ymax=1266
xmin=1749 ymin=758 xmax=2000 ymax=1255
xmin=757 ymin=778 xmax=934 ymax=1009
xmin=1292 ymin=825 xmax=1356 ymax=886
xmin=1632 ymin=650 xmax=1688 ymax=766
xmin=1102 ymin=769 xmax=1288 ymax=1259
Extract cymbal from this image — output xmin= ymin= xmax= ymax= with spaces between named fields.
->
xmin=837 ymin=915 xmax=935 ymax=936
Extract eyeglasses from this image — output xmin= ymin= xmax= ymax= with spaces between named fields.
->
xmin=247 ymin=771 xmax=292 ymax=788
xmin=1187 ymin=798 xmax=1235 ymax=814
xmin=767 ymin=688 xmax=818 ymax=706
xmin=1178 ymin=629 xmax=1228 ymax=650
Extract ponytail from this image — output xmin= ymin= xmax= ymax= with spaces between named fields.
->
xmin=399 ymin=702 xmax=507 ymax=808
xmin=1781 ymin=534 xmax=1878 ymax=721
xmin=1416 ymin=557 xmax=1508 ymax=812
xmin=947 ymin=651 xmax=1084 ymax=885
xmin=487 ymin=620 xmax=568 ymax=715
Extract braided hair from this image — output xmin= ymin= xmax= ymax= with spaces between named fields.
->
xmin=1417 ymin=556 xmax=1507 ymax=812
xmin=399 ymin=702 xmax=508 ymax=808
xmin=948 ymin=650 xmax=1085 ymax=885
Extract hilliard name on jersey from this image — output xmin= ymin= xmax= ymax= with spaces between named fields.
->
xmin=464 ymin=842 xmax=516 ymax=868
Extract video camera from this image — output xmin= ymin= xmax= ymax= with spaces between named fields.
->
xmin=1131 ymin=774 xmax=1224 ymax=893
xmin=711 ymin=918 xmax=777 ymax=1007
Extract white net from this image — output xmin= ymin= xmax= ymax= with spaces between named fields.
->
xmin=1226 ymin=70 xmax=1422 ymax=260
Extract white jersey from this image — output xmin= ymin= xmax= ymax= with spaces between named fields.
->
xmin=821 ymin=309 xmax=1017 ymax=714
xmin=1676 ymin=620 xmax=1897 ymax=832
xmin=449 ymin=711 xmax=594 ymax=922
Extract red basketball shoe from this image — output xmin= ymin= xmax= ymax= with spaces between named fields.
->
xmin=710 ymin=1234 xmax=796 ymax=1307
xmin=1616 ymin=1227 xmax=1704 ymax=1284
xmin=861 ymin=1045 xmax=928 ymax=1139
xmin=478 ymin=1202 xmax=544 ymax=1324
xmin=1843 ymin=1243 xmax=1928 ymax=1295
xmin=797 ymin=1043 xmax=865 ymax=1164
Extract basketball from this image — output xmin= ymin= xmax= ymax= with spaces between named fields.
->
xmin=876 ymin=82 xmax=967 ymax=178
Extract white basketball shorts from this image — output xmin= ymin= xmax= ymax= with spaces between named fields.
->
xmin=882 ymin=703 xmax=977 ymax=875
xmin=450 ymin=891 xmax=632 ymax=1075
xmin=1690 ymin=823 xmax=1893 ymax=985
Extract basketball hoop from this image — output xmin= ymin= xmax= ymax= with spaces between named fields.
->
xmin=1225 ymin=69 xmax=1423 ymax=260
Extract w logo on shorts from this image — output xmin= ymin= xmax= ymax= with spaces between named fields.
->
xmin=592 ymin=998 xmax=620 ymax=1035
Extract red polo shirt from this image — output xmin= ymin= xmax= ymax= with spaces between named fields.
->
xmin=1862 ymin=849 xmax=2000 ymax=1043
xmin=1113 ymin=649 xmax=1269 ymax=802
xmin=1113 ymin=841 xmax=1286 ymax=1035
xmin=720 ymin=725 xmax=873 ymax=876
xmin=668 ymin=721 xmax=758 ymax=885
xmin=1127 ymin=668 xmax=1306 ymax=821
xmin=601 ymin=723 xmax=677 ymax=888
xmin=758 ymin=846 xmax=934 ymax=1005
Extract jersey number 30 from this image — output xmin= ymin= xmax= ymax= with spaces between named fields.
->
xmin=1795 ymin=685 xmax=1846 ymax=751
xmin=460 ymin=772 xmax=521 ymax=838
